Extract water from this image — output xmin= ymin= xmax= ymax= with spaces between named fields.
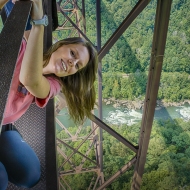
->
xmin=102 ymin=104 xmax=142 ymax=126
xmin=103 ymin=103 xmax=190 ymax=126
xmin=56 ymin=109 xmax=91 ymax=129
xmin=56 ymin=103 xmax=190 ymax=128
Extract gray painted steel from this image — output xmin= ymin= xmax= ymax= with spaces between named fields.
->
xmin=0 ymin=1 xmax=32 ymax=128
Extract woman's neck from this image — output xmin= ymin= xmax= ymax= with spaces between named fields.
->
xmin=42 ymin=61 xmax=51 ymax=75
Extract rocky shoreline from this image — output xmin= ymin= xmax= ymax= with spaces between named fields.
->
xmin=103 ymin=98 xmax=190 ymax=110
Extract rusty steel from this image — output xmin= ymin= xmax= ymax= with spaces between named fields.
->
xmin=57 ymin=137 xmax=99 ymax=168
xmin=57 ymin=124 xmax=99 ymax=170
xmin=97 ymin=157 xmax=137 ymax=190
xmin=92 ymin=115 xmax=138 ymax=153
xmin=131 ymin=0 xmax=173 ymax=189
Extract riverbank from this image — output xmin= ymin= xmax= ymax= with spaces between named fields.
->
xmin=103 ymin=98 xmax=190 ymax=110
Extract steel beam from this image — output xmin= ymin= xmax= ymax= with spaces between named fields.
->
xmin=98 ymin=0 xmax=150 ymax=60
xmin=52 ymin=0 xmax=58 ymax=30
xmin=131 ymin=0 xmax=173 ymax=189
xmin=58 ymin=125 xmax=99 ymax=171
xmin=96 ymin=0 xmax=104 ymax=185
xmin=60 ymin=176 xmax=72 ymax=190
xmin=44 ymin=0 xmax=59 ymax=188
xmin=57 ymin=137 xmax=99 ymax=167
xmin=92 ymin=115 xmax=138 ymax=153
xmin=0 ymin=1 xmax=32 ymax=129
xmin=57 ymin=146 xmax=75 ymax=167
xmin=60 ymin=167 xmax=99 ymax=176
xmin=56 ymin=118 xmax=73 ymax=137
xmin=97 ymin=157 xmax=137 ymax=190
xmin=57 ymin=0 xmax=94 ymax=46
xmin=81 ymin=0 xmax=86 ymax=34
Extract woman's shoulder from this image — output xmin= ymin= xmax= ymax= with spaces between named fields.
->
xmin=45 ymin=75 xmax=61 ymax=94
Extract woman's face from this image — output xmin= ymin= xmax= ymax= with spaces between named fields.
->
xmin=44 ymin=43 xmax=90 ymax=77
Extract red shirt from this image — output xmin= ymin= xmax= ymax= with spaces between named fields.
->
xmin=2 ymin=39 xmax=61 ymax=125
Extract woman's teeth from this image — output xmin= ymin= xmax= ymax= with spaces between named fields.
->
xmin=61 ymin=60 xmax=66 ymax=71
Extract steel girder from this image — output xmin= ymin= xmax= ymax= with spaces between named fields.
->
xmin=131 ymin=0 xmax=172 ymax=189
xmin=0 ymin=1 xmax=32 ymax=130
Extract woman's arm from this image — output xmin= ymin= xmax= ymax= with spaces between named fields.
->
xmin=19 ymin=0 xmax=50 ymax=99
xmin=23 ymin=30 xmax=30 ymax=42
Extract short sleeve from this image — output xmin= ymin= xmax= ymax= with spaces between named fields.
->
xmin=35 ymin=77 xmax=61 ymax=108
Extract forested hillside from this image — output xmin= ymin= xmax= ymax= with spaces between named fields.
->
xmin=54 ymin=0 xmax=190 ymax=103
xmin=57 ymin=119 xmax=190 ymax=189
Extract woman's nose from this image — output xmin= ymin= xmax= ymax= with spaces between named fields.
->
xmin=69 ymin=59 xmax=79 ymax=67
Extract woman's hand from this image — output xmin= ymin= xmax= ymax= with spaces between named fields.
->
xmin=12 ymin=0 xmax=43 ymax=20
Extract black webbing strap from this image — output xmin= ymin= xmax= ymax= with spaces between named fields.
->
xmin=0 ymin=1 xmax=32 ymax=128
xmin=44 ymin=0 xmax=59 ymax=188
xmin=52 ymin=0 xmax=58 ymax=31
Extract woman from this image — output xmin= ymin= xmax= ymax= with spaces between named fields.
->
xmin=0 ymin=0 xmax=98 ymax=189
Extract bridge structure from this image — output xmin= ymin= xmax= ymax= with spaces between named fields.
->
xmin=0 ymin=0 xmax=173 ymax=189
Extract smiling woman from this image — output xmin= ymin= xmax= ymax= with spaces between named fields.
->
xmin=43 ymin=37 xmax=98 ymax=123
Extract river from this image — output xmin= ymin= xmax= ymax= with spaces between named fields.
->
xmin=56 ymin=103 xmax=190 ymax=128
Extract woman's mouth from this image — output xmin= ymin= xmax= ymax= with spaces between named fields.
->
xmin=61 ymin=59 xmax=67 ymax=71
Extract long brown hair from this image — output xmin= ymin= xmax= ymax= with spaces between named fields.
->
xmin=43 ymin=37 xmax=98 ymax=124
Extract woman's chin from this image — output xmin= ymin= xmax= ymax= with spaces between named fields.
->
xmin=55 ymin=72 xmax=67 ymax=77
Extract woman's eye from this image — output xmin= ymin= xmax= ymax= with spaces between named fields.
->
xmin=70 ymin=50 xmax=75 ymax=57
xmin=75 ymin=63 xmax=79 ymax=70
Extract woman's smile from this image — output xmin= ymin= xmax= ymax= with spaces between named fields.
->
xmin=55 ymin=59 xmax=66 ymax=73
xmin=61 ymin=59 xmax=67 ymax=71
